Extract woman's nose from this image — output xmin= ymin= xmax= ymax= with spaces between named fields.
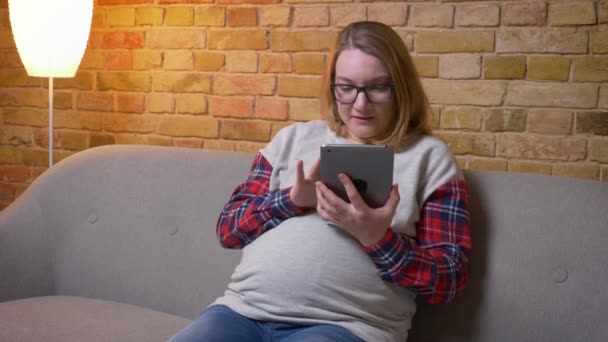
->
xmin=352 ymin=90 xmax=369 ymax=110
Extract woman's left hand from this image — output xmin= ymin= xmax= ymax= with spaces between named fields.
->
xmin=315 ymin=173 xmax=400 ymax=247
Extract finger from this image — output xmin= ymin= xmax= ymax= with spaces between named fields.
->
xmin=315 ymin=185 xmax=333 ymax=221
xmin=316 ymin=204 xmax=335 ymax=224
xmin=315 ymin=182 xmax=329 ymax=208
xmin=338 ymin=173 xmax=367 ymax=209
xmin=296 ymin=160 xmax=305 ymax=184
xmin=315 ymin=182 xmax=324 ymax=203
xmin=316 ymin=182 xmax=343 ymax=219
xmin=308 ymin=158 xmax=321 ymax=181
xmin=383 ymin=184 xmax=400 ymax=212
xmin=317 ymin=179 xmax=345 ymax=207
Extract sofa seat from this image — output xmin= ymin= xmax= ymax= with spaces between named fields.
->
xmin=0 ymin=296 xmax=191 ymax=342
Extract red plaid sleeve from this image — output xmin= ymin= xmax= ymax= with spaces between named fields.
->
xmin=216 ymin=152 xmax=309 ymax=249
xmin=363 ymin=179 xmax=472 ymax=304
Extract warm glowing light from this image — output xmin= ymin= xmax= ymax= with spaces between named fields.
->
xmin=8 ymin=0 xmax=93 ymax=78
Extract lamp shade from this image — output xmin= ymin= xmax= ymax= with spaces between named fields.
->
xmin=8 ymin=0 xmax=93 ymax=78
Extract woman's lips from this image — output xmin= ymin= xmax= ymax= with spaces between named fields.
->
xmin=352 ymin=116 xmax=374 ymax=122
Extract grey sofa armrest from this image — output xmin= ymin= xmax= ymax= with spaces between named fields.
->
xmin=0 ymin=145 xmax=248 ymax=318
xmin=409 ymin=170 xmax=608 ymax=342
xmin=0 ymin=193 xmax=55 ymax=301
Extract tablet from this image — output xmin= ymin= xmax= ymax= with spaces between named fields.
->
xmin=320 ymin=144 xmax=394 ymax=208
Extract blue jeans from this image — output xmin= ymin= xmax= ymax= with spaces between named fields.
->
xmin=167 ymin=305 xmax=365 ymax=342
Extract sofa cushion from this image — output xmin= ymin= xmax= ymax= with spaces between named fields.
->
xmin=0 ymin=296 xmax=191 ymax=342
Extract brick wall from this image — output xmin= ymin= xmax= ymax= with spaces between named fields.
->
xmin=0 ymin=0 xmax=607 ymax=209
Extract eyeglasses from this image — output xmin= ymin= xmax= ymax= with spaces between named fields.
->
xmin=330 ymin=84 xmax=394 ymax=104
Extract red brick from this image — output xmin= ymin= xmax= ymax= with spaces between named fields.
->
xmin=589 ymin=138 xmax=608 ymax=163
xmin=528 ymin=109 xmax=573 ymax=134
xmin=103 ymin=114 xmax=159 ymax=133
xmin=53 ymin=72 xmax=95 ymax=91
xmin=498 ymin=134 xmax=586 ymax=161
xmin=164 ymin=7 xmax=194 ymax=26
xmin=92 ymin=8 xmax=107 ymax=28
xmin=99 ymin=72 xmax=152 ymax=92
xmin=213 ymin=75 xmax=276 ymax=95
xmin=152 ymin=73 xmax=210 ymax=93
xmin=0 ymin=146 xmax=22 ymax=164
xmin=456 ymin=4 xmax=500 ymax=27
xmin=255 ymin=98 xmax=288 ymax=120
xmin=195 ymin=7 xmax=226 ymax=26
xmin=435 ymin=132 xmax=495 ymax=157
xmin=552 ymin=163 xmax=599 ymax=181
xmin=32 ymin=129 xmax=53 ymax=149
xmin=1 ymin=126 xmax=32 ymax=146
xmin=601 ymin=1 xmax=608 ymax=24
xmin=228 ymin=7 xmax=257 ymax=27
xmin=412 ymin=4 xmax=454 ymax=28
xmin=0 ymin=183 xmax=15 ymax=201
xmin=99 ymin=0 xmax=152 ymax=4
xmin=116 ymin=93 xmax=146 ymax=113
xmin=147 ymin=30 xmax=205 ymax=49
xmin=102 ymin=31 xmax=145 ymax=49
xmin=106 ymin=51 xmax=132 ymax=70
xmin=90 ymin=134 xmax=116 ymax=148
xmin=576 ymin=112 xmax=608 ymax=135
xmin=157 ymin=115 xmax=219 ymax=138
xmin=294 ymin=6 xmax=329 ymax=27
xmin=171 ymin=138 xmax=200 ymax=148
xmin=208 ymin=96 xmax=254 ymax=118
xmin=87 ymin=32 xmax=104 ymax=49
xmin=35 ymin=130 xmax=87 ymax=150
xmin=194 ymin=52 xmax=225 ymax=71
xmin=147 ymin=136 xmax=172 ymax=146
xmin=0 ymin=165 xmax=31 ymax=182
xmin=260 ymin=53 xmax=291 ymax=73
xmin=503 ymin=2 xmax=547 ymax=26
xmin=368 ymin=3 xmax=407 ymax=26
xmin=159 ymin=0 xmax=213 ymax=3
xmin=548 ymin=2 xmax=596 ymax=26
xmin=330 ymin=4 xmax=367 ymax=28
xmin=278 ymin=76 xmax=322 ymax=98
xmin=14 ymin=182 xmax=30 ymax=197
xmin=271 ymin=31 xmax=336 ymax=52
xmin=468 ymin=158 xmax=507 ymax=172
xmin=219 ymin=0 xmax=280 ymax=3
xmin=208 ymin=31 xmax=267 ymax=50
xmin=77 ymin=92 xmax=114 ymax=112
xmin=220 ymin=120 xmax=271 ymax=142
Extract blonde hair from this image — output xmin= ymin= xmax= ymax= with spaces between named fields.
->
xmin=321 ymin=21 xmax=430 ymax=147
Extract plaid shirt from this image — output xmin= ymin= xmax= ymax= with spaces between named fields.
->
xmin=217 ymin=152 xmax=471 ymax=304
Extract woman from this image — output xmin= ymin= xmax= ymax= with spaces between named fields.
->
xmin=169 ymin=21 xmax=471 ymax=342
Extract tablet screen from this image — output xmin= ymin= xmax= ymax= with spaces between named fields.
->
xmin=320 ymin=144 xmax=394 ymax=208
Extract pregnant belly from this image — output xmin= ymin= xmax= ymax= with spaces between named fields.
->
xmin=225 ymin=214 xmax=412 ymax=321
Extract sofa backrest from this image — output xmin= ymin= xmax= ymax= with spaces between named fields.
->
xmin=1 ymin=145 xmax=607 ymax=341
xmin=0 ymin=145 xmax=250 ymax=318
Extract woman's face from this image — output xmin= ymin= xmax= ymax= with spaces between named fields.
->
xmin=333 ymin=48 xmax=396 ymax=144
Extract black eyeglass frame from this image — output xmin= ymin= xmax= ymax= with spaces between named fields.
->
xmin=330 ymin=84 xmax=395 ymax=104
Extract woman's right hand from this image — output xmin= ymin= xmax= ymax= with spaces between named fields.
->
xmin=289 ymin=159 xmax=320 ymax=208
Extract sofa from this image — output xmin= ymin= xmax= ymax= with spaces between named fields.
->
xmin=0 ymin=144 xmax=606 ymax=342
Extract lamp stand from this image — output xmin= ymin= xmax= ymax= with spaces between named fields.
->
xmin=48 ymin=76 xmax=53 ymax=167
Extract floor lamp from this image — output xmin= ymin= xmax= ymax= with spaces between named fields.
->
xmin=8 ymin=0 xmax=93 ymax=167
